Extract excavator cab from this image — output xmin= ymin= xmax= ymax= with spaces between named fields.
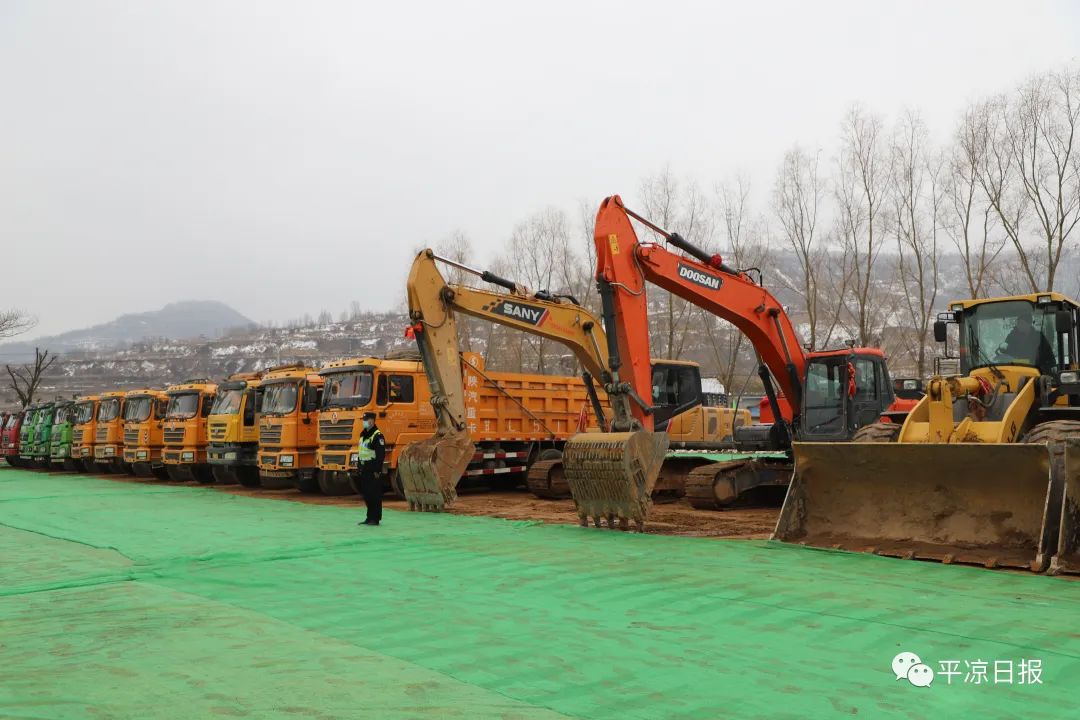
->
xmin=650 ymin=361 xmax=704 ymax=430
xmin=798 ymin=350 xmax=896 ymax=441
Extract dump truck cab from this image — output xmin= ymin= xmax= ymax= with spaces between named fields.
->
xmin=317 ymin=357 xmax=432 ymax=495
xmin=206 ymin=372 xmax=264 ymax=485
xmin=123 ymin=389 xmax=169 ymax=479
xmin=31 ymin=402 xmax=57 ymax=467
xmin=162 ymin=379 xmax=218 ymax=482
xmin=93 ymin=391 xmax=128 ymax=473
xmin=2 ymin=410 xmax=22 ymax=467
xmin=49 ymin=400 xmax=78 ymax=470
xmin=778 ymin=292 xmax=1080 ymax=573
xmin=18 ymin=405 xmax=40 ymax=464
xmin=257 ymin=364 xmax=324 ymax=491
xmin=71 ymin=395 xmax=100 ymax=472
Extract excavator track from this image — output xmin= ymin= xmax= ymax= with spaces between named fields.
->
xmin=526 ymin=459 xmax=570 ymax=499
xmin=684 ymin=458 xmax=792 ymax=510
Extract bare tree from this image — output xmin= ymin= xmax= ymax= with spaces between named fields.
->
xmin=501 ymin=207 xmax=577 ymax=373
xmin=773 ymin=146 xmax=826 ymax=348
xmin=979 ymin=67 xmax=1080 ymax=291
xmin=6 ymin=347 xmax=57 ymax=407
xmin=0 ymin=309 xmax=35 ymax=340
xmin=434 ymin=230 xmax=479 ymax=352
xmin=945 ymin=106 xmax=1006 ymax=297
xmin=836 ymin=106 xmax=891 ymax=346
xmin=637 ymin=169 xmax=714 ymax=359
xmin=704 ymin=177 xmax=772 ymax=393
xmin=891 ymin=110 xmax=942 ymax=377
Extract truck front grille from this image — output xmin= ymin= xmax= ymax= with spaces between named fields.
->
xmin=124 ymin=428 xmax=139 ymax=445
xmin=164 ymin=427 xmax=186 ymax=445
xmin=318 ymin=418 xmax=355 ymax=442
xmin=209 ymin=422 xmax=227 ymax=441
xmin=260 ymin=425 xmax=282 ymax=444
xmin=95 ymin=427 xmax=108 ymax=443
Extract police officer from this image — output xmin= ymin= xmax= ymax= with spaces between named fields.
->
xmin=355 ymin=411 xmax=386 ymax=526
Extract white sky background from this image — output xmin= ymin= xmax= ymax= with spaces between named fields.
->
xmin=3 ymin=0 xmax=1078 ymax=338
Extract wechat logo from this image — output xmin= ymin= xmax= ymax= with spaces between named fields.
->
xmin=892 ymin=651 xmax=934 ymax=687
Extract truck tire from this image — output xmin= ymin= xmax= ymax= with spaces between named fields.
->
xmin=1022 ymin=419 xmax=1080 ymax=487
xmin=318 ymin=470 xmax=356 ymax=496
xmin=851 ymin=422 xmax=901 ymax=443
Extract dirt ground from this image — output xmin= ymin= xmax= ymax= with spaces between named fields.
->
xmin=43 ymin=467 xmax=781 ymax=538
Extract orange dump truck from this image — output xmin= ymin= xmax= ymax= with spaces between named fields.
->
xmin=315 ymin=353 xmax=597 ymax=495
xmin=123 ymin=389 xmax=170 ymax=479
xmin=162 ymin=379 xmax=218 ymax=482
xmin=207 ymin=372 xmax=264 ymax=485
xmin=71 ymin=395 xmax=100 ymax=472
xmin=93 ymin=390 xmax=129 ymax=473
xmin=256 ymin=364 xmax=324 ymax=491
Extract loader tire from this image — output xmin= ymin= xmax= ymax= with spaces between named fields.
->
xmin=1021 ymin=420 xmax=1080 ymax=481
xmin=851 ymin=422 xmax=901 ymax=443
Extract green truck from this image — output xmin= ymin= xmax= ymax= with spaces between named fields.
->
xmin=18 ymin=405 xmax=43 ymax=466
xmin=49 ymin=400 xmax=78 ymax=471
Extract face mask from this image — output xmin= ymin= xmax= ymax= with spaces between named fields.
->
xmin=362 ymin=419 xmax=372 ymax=430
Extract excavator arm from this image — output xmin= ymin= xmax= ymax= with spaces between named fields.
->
xmin=561 ymin=195 xmax=813 ymax=531
xmin=399 ymin=249 xmax=628 ymax=510
xmin=593 ymin=195 xmax=807 ymax=417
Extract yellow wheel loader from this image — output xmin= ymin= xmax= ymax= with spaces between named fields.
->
xmin=776 ymin=293 xmax=1080 ymax=573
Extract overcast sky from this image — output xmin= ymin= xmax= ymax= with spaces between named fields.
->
xmin=3 ymin=0 xmax=1078 ymax=338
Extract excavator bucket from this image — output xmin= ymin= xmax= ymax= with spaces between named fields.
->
xmin=774 ymin=442 xmax=1059 ymax=571
xmin=1050 ymin=439 xmax=1080 ymax=575
xmin=562 ymin=431 xmax=670 ymax=531
xmin=397 ymin=429 xmax=476 ymax=512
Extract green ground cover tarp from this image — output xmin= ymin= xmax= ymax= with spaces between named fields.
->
xmin=1 ymin=467 xmax=1078 ymax=719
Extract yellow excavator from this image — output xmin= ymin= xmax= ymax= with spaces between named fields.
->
xmin=776 ymin=292 xmax=1080 ymax=574
xmin=399 ymin=249 xmax=750 ymax=515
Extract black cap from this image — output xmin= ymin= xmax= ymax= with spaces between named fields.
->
xmin=362 ymin=411 xmax=377 ymax=420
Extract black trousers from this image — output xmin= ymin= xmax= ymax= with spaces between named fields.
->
xmin=359 ymin=469 xmax=383 ymax=523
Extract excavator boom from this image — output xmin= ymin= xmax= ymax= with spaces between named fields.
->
xmin=562 ymin=195 xmax=812 ymax=529
xmin=400 ymin=249 xmax=620 ymax=510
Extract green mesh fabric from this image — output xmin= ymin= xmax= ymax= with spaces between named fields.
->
xmin=1 ymin=466 xmax=1078 ymax=719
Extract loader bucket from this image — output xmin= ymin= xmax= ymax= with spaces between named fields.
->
xmin=1050 ymin=439 xmax=1080 ymax=575
xmin=774 ymin=442 xmax=1058 ymax=571
xmin=562 ymin=431 xmax=670 ymax=531
xmin=397 ymin=429 xmax=476 ymax=512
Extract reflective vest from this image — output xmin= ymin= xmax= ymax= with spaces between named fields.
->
xmin=357 ymin=428 xmax=382 ymax=462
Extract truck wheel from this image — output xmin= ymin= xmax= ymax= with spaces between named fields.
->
xmin=389 ymin=470 xmax=405 ymax=499
xmin=851 ymin=422 xmax=901 ymax=443
xmin=296 ymin=470 xmax=320 ymax=493
xmin=318 ymin=470 xmax=356 ymax=496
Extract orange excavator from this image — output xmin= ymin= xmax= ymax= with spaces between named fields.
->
xmin=562 ymin=195 xmax=917 ymax=529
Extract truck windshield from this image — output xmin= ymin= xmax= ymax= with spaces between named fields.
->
xmin=962 ymin=300 xmax=1061 ymax=374
xmin=124 ymin=397 xmax=152 ymax=422
xmin=262 ymin=382 xmax=298 ymax=415
xmin=54 ymin=406 xmax=72 ymax=424
xmin=75 ymin=402 xmax=96 ymax=424
xmin=98 ymin=399 xmax=122 ymax=422
xmin=4 ymin=414 xmax=18 ymax=429
xmin=322 ymin=370 xmax=373 ymax=409
xmin=802 ymin=357 xmax=848 ymax=434
xmin=211 ymin=388 xmax=244 ymax=415
xmin=166 ymin=393 xmax=200 ymax=419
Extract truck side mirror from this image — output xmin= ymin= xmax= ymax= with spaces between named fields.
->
xmin=933 ymin=320 xmax=948 ymax=343
xmin=1056 ymin=310 xmax=1074 ymax=334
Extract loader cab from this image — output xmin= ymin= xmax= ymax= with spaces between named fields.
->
xmin=799 ymin=349 xmax=896 ymax=441
xmin=649 ymin=360 xmax=703 ymax=431
xmin=934 ymin=295 xmax=1079 ymax=379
